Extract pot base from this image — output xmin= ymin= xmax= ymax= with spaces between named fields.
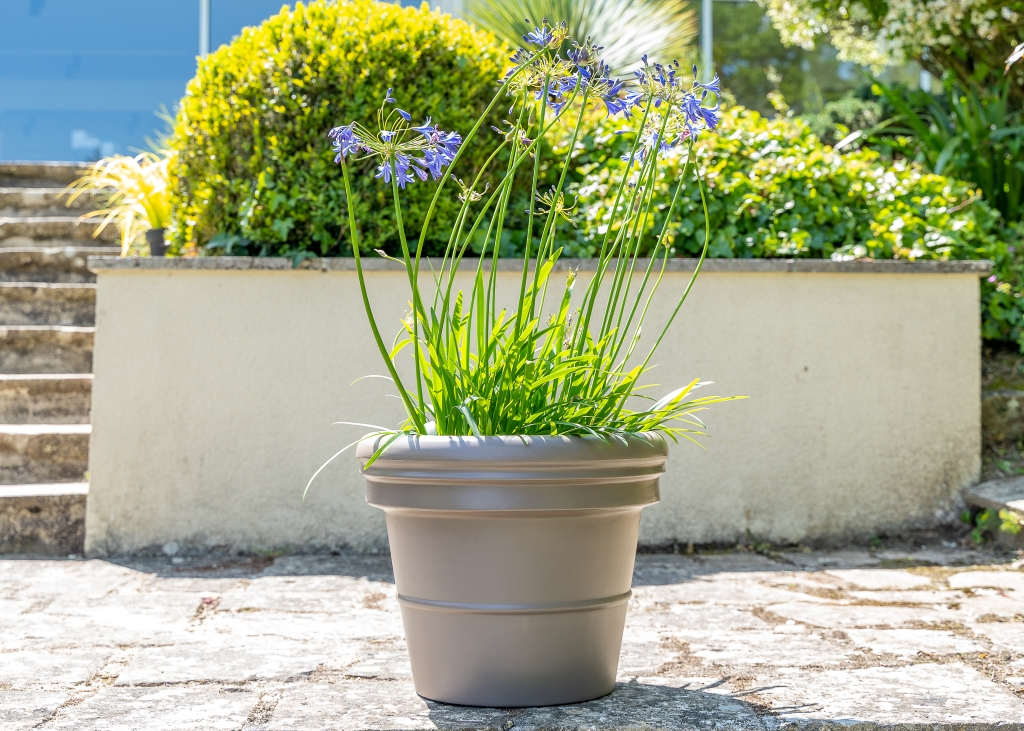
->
xmin=401 ymin=593 xmax=628 ymax=707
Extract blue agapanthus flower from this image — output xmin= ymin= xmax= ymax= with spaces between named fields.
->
xmin=328 ymin=94 xmax=462 ymax=189
xmin=328 ymin=124 xmax=365 ymax=162
xmin=523 ymin=25 xmax=554 ymax=47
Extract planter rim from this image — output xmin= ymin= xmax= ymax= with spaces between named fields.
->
xmin=357 ymin=432 xmax=667 ymax=461
xmin=360 ymin=433 xmax=665 ymax=512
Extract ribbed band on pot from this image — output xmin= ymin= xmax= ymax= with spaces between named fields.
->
xmin=358 ymin=433 xmax=666 ymax=511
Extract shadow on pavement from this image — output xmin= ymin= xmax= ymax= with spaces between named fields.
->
xmin=423 ymin=678 xmax=798 ymax=730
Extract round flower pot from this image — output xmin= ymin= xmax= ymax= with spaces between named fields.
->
xmin=358 ymin=433 xmax=666 ymax=707
xmin=145 ymin=228 xmax=167 ymax=257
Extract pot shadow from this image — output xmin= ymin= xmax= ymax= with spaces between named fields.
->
xmin=97 ymin=550 xmax=785 ymax=586
xmin=422 ymin=677 xmax=810 ymax=730
xmin=631 ymin=552 xmax=798 ymax=587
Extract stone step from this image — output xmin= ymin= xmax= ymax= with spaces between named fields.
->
xmin=0 ymin=424 xmax=90 ymax=484
xmin=0 ymin=282 xmax=96 ymax=327
xmin=0 ymin=162 xmax=90 ymax=187
xmin=0 ymin=482 xmax=87 ymax=554
xmin=0 ymin=375 xmax=91 ymax=424
xmin=0 ymin=247 xmax=110 ymax=283
xmin=963 ymin=478 xmax=1024 ymax=548
xmin=0 ymin=186 xmax=104 ymax=217
xmin=0 ymin=216 xmax=120 ymax=246
xmin=0 ymin=326 xmax=93 ymax=374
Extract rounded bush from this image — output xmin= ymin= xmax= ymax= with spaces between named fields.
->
xmin=562 ymin=106 xmax=1019 ymax=346
xmin=167 ymin=0 xmax=509 ymax=257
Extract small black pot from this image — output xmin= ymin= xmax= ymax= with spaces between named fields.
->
xmin=146 ymin=228 xmax=167 ymax=257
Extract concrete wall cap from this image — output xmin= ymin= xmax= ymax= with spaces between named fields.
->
xmin=88 ymin=256 xmax=994 ymax=275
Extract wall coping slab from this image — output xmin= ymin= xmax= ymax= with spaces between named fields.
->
xmin=89 ymin=256 xmax=993 ymax=275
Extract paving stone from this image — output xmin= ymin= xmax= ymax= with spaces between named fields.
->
xmin=680 ymin=626 xmax=853 ymax=667
xmin=948 ymin=569 xmax=1024 ymax=592
xmin=340 ymin=637 xmax=413 ymax=680
xmin=969 ymin=621 xmax=1024 ymax=651
xmin=3 ymin=551 xmax=1023 ymax=728
xmin=824 ymin=569 xmax=934 ymax=590
xmin=263 ymin=678 xmax=774 ymax=731
xmin=629 ymin=597 xmax=772 ymax=632
xmin=264 ymin=681 xmax=508 ymax=731
xmin=1 ymin=609 xmax=189 ymax=653
xmin=617 ymin=639 xmax=676 ymax=677
xmin=765 ymin=601 xmax=961 ymax=628
xmin=753 ymin=663 xmax=1024 ymax=724
xmin=631 ymin=553 xmax=779 ymax=586
xmin=262 ymin=554 xmax=395 ymax=581
xmin=781 ymin=550 xmax=883 ymax=570
xmin=45 ymin=686 xmax=256 ymax=731
xmin=842 ymin=628 xmax=987 ymax=657
xmin=0 ymin=558 xmax=137 ymax=599
xmin=874 ymin=547 xmax=972 ymax=564
xmin=958 ymin=593 xmax=1024 ymax=622
xmin=845 ymin=589 xmax=966 ymax=604
xmin=114 ymin=637 xmax=359 ymax=685
xmin=209 ymin=604 xmax=405 ymax=642
xmin=217 ymin=574 xmax=398 ymax=614
xmin=759 ymin=572 xmax=846 ymax=591
xmin=0 ymin=689 xmax=69 ymax=731
xmin=0 ymin=648 xmax=109 ymax=686
xmin=635 ymin=577 xmax=822 ymax=606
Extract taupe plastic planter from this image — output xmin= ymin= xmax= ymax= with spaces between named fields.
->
xmin=358 ymin=433 xmax=666 ymax=707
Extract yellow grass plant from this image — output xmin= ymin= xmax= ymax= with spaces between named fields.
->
xmin=65 ymin=151 xmax=172 ymax=256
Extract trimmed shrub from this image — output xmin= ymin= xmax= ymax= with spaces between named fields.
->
xmin=167 ymin=0 xmax=509 ymax=257
xmin=561 ymin=106 xmax=1021 ymax=347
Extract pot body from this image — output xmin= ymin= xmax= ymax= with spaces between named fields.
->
xmin=145 ymin=228 xmax=167 ymax=257
xmin=358 ymin=434 xmax=665 ymax=707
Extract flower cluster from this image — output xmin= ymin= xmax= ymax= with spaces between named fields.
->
xmin=615 ymin=60 xmax=721 ymax=165
xmin=501 ymin=25 xmax=722 ymax=163
xmin=504 ymin=32 xmax=644 ymax=119
xmin=328 ymin=89 xmax=462 ymax=189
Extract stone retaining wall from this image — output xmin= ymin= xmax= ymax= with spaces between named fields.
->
xmin=84 ymin=257 xmax=988 ymax=555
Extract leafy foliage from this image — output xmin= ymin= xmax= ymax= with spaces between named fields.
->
xmin=801 ymin=93 xmax=884 ymax=145
xmin=856 ymin=80 xmax=1024 ymax=225
xmin=758 ymin=0 xmax=1024 ymax=103
xmin=563 ymin=106 xmax=1024 ymax=347
xmin=464 ymin=0 xmax=697 ymax=75
xmin=965 ymin=507 xmax=1024 ymax=543
xmin=166 ymin=0 xmax=510 ymax=258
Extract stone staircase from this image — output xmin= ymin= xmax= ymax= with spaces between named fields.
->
xmin=0 ymin=162 xmax=118 ymax=555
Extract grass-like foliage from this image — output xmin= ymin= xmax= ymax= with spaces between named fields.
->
xmin=64 ymin=151 xmax=172 ymax=257
xmin=464 ymin=0 xmax=697 ymax=75
xmin=314 ymin=21 xmax=744 ymax=474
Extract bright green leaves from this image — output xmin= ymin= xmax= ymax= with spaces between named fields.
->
xmin=167 ymin=0 xmax=510 ymax=257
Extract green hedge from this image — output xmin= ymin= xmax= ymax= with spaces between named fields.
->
xmin=167 ymin=0 xmax=509 ymax=257
xmin=561 ymin=106 xmax=1021 ymax=347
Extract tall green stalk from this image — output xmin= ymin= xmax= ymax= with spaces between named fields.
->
xmin=320 ymin=25 xmax=741 ymax=464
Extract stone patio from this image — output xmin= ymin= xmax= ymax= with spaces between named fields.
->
xmin=2 ymin=546 xmax=1024 ymax=730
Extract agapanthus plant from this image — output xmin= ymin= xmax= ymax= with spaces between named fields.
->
xmin=312 ymin=20 xmax=741 ymax=475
